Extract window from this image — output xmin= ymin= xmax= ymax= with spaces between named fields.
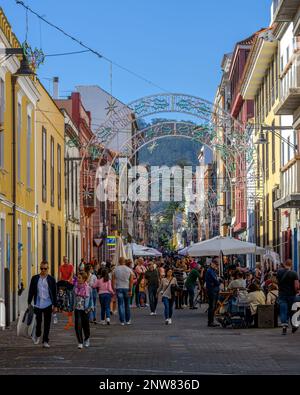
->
xmin=42 ymin=221 xmax=48 ymax=261
xmin=50 ymin=224 xmax=55 ymax=276
xmin=0 ymin=78 xmax=5 ymax=168
xmin=50 ymin=136 xmax=54 ymax=207
xmin=75 ymin=163 xmax=78 ymax=209
xmin=26 ymin=115 xmax=31 ymax=188
xmin=58 ymin=144 xmax=61 ymax=210
xmin=17 ymin=102 xmax=21 ymax=181
xmin=71 ymin=160 xmax=74 ymax=215
xmin=266 ymin=133 xmax=269 ymax=179
xmin=42 ymin=127 xmax=47 ymax=202
xmin=58 ymin=227 xmax=61 ymax=268
xmin=272 ymin=121 xmax=275 ymax=174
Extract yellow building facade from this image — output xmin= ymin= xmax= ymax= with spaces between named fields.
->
xmin=241 ymin=29 xmax=281 ymax=257
xmin=36 ymin=81 xmax=65 ymax=279
xmin=0 ymin=8 xmax=40 ymax=322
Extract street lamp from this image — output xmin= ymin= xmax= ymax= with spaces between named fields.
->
xmin=255 ymin=125 xmax=298 ymax=150
xmin=8 ymin=49 xmax=35 ymax=321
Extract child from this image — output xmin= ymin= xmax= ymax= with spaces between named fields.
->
xmin=138 ymin=273 xmax=147 ymax=308
xmin=73 ymin=271 xmax=94 ymax=349
xmin=94 ymin=269 xmax=114 ymax=325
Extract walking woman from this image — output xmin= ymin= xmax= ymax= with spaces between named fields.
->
xmin=94 ymin=269 xmax=114 ymax=325
xmin=157 ymin=268 xmax=178 ymax=325
xmin=73 ymin=271 xmax=94 ymax=349
xmin=85 ymin=265 xmax=97 ymax=323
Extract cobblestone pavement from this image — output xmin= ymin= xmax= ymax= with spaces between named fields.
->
xmin=0 ymin=304 xmax=300 ymax=375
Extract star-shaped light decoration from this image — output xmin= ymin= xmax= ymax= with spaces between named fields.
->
xmin=82 ymin=187 xmax=93 ymax=201
xmin=105 ymin=97 xmax=118 ymax=117
xmin=147 ymin=140 xmax=158 ymax=154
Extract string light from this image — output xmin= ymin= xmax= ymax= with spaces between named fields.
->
xmin=15 ymin=0 xmax=168 ymax=93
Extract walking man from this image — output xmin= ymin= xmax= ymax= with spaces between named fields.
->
xmin=145 ymin=262 xmax=160 ymax=315
xmin=28 ymin=261 xmax=57 ymax=347
xmin=112 ymin=257 xmax=134 ymax=325
xmin=277 ymin=259 xmax=300 ymax=335
xmin=205 ymin=259 xmax=221 ymax=327
xmin=185 ymin=264 xmax=201 ymax=309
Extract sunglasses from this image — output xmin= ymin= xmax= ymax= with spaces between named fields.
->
xmin=40 ymin=267 xmax=48 ymax=271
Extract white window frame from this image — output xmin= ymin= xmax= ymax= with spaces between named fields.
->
xmin=17 ymin=99 xmax=22 ymax=181
xmin=26 ymin=105 xmax=33 ymax=188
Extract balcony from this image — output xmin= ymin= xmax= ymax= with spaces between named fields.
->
xmin=273 ymin=0 xmax=299 ymax=22
xmin=274 ymin=158 xmax=300 ymax=208
xmin=275 ymin=55 xmax=300 ymax=115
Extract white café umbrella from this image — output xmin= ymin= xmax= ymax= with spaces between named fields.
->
xmin=131 ymin=243 xmax=162 ymax=257
xmin=112 ymin=236 xmax=127 ymax=266
xmin=187 ymin=236 xmax=265 ymax=257
xmin=178 ymin=247 xmax=189 ymax=256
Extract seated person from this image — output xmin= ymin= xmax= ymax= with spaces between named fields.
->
xmin=228 ymin=272 xmax=246 ymax=290
xmin=246 ymin=283 xmax=266 ymax=326
xmin=266 ymin=283 xmax=278 ymax=305
xmin=266 ymin=283 xmax=279 ymax=327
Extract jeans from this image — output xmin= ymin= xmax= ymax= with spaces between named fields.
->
xmin=162 ymin=296 xmax=174 ymax=319
xmin=116 ymin=288 xmax=131 ymax=323
xmin=175 ymin=289 xmax=183 ymax=309
xmin=207 ymin=290 xmax=219 ymax=325
xmin=89 ymin=288 xmax=97 ymax=321
xmin=74 ymin=309 xmax=90 ymax=344
xmin=99 ymin=293 xmax=112 ymax=321
xmin=138 ymin=292 xmax=146 ymax=306
xmin=148 ymin=286 xmax=158 ymax=313
xmin=34 ymin=305 xmax=52 ymax=343
xmin=278 ymin=295 xmax=300 ymax=326
xmin=186 ymin=285 xmax=195 ymax=308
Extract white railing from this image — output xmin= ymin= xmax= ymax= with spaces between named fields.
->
xmin=280 ymin=57 xmax=300 ymax=100
xmin=281 ymin=159 xmax=300 ymax=197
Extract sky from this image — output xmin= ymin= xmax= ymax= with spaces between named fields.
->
xmin=1 ymin=0 xmax=271 ymax=104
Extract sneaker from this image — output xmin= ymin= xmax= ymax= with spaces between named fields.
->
xmin=78 ymin=343 xmax=83 ymax=349
xmin=153 ymin=312 xmax=157 ymax=316
xmin=126 ymin=321 xmax=131 ymax=325
xmin=282 ymin=326 xmax=288 ymax=335
xmin=42 ymin=342 xmax=50 ymax=348
xmin=32 ymin=336 xmax=40 ymax=345
xmin=168 ymin=318 xmax=172 ymax=324
xmin=106 ymin=318 xmax=110 ymax=325
xmin=165 ymin=319 xmax=169 ymax=325
xmin=83 ymin=339 xmax=90 ymax=348
xmin=150 ymin=312 xmax=154 ymax=316
xmin=121 ymin=322 xmax=125 ymax=326
xmin=100 ymin=320 xmax=106 ymax=325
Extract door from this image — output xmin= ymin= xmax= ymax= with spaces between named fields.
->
xmin=50 ymin=225 xmax=55 ymax=276
xmin=27 ymin=226 xmax=32 ymax=284
xmin=0 ymin=218 xmax=5 ymax=299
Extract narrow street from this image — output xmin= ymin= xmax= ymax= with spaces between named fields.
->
xmin=1 ymin=304 xmax=300 ymax=375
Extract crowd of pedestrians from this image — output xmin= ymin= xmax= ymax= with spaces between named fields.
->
xmin=26 ymin=253 xmax=300 ymax=349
